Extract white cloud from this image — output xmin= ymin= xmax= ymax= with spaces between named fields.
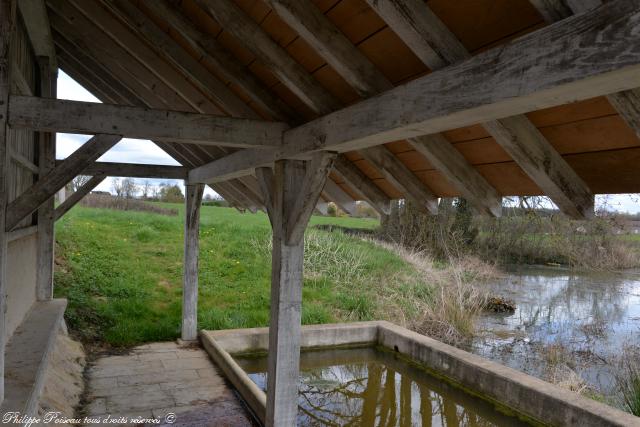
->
xmin=56 ymin=71 xmax=219 ymax=198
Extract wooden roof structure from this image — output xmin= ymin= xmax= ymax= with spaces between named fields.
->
xmin=9 ymin=0 xmax=637 ymax=219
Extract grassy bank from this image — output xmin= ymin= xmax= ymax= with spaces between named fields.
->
xmin=55 ymin=205 xmax=440 ymax=347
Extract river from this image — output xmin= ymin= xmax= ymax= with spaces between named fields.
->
xmin=472 ymin=266 xmax=640 ymax=394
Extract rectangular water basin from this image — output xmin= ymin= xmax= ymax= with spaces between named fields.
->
xmin=200 ymin=321 xmax=637 ymax=426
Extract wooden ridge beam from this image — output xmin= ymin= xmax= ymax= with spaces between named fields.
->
xmin=53 ymin=175 xmax=106 ymax=221
xmin=530 ymin=0 xmax=640 ymax=140
xmin=8 ymin=95 xmax=286 ymax=148
xmin=6 ymin=134 xmax=122 ymax=231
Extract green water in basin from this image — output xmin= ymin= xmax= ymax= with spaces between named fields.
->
xmin=235 ymin=346 xmax=536 ymax=426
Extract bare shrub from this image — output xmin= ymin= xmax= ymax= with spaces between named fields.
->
xmin=79 ymin=194 xmax=178 ymax=216
xmin=369 ymin=239 xmax=497 ymax=346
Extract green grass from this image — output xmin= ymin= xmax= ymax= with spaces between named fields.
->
xmin=54 ymin=204 xmax=406 ymax=347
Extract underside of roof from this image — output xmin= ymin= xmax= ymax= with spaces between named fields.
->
xmin=43 ymin=0 xmax=640 ymax=215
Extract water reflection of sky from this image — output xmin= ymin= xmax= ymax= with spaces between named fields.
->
xmin=237 ymin=348 xmax=530 ymax=426
xmin=473 ymin=267 xmax=640 ymax=391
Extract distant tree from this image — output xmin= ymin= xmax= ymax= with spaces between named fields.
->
xmin=71 ymin=175 xmax=92 ymax=192
xmin=159 ymin=184 xmax=184 ymax=203
xmin=121 ymin=178 xmax=138 ymax=199
xmin=112 ymin=178 xmax=124 ymax=198
xmin=141 ymin=180 xmax=152 ymax=199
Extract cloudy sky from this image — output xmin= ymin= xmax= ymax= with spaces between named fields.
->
xmin=56 ymin=70 xmax=218 ymax=198
xmin=57 ymin=71 xmax=640 ymax=213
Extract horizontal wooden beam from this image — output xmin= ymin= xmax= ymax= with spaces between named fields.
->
xmin=189 ymin=0 xmax=640 ymax=183
xmin=8 ymin=96 xmax=287 ymax=148
xmin=55 ymin=161 xmax=188 ymax=179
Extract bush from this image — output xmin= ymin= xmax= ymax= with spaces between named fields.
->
xmin=80 ymin=194 xmax=178 ymax=216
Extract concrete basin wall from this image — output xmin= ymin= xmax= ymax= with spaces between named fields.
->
xmin=200 ymin=321 xmax=639 ymax=427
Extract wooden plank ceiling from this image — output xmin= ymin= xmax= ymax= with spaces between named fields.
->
xmin=45 ymin=0 xmax=640 ymax=213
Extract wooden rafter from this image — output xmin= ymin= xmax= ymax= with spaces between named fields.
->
xmin=142 ymin=0 xmax=372 ymax=213
xmin=189 ymin=0 xmax=640 ymax=217
xmin=367 ymin=0 xmax=593 ymax=218
xmin=53 ymin=175 xmax=106 ymax=221
xmin=48 ymin=3 xmax=257 ymax=211
xmin=18 ymin=0 xmax=56 ymax=69
xmin=265 ymin=0 xmax=501 ymax=216
xmin=8 ymin=95 xmax=286 ymax=148
xmin=530 ymin=0 xmax=640 ymax=140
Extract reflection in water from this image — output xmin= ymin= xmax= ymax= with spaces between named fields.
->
xmin=473 ymin=267 xmax=640 ymax=392
xmin=236 ymin=347 xmax=531 ymax=426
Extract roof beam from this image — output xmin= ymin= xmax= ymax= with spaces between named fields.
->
xmin=6 ymin=134 xmax=122 ymax=231
xmin=189 ymin=0 xmax=640 ymax=195
xmin=155 ymin=0 xmax=388 ymax=213
xmin=18 ymin=0 xmax=56 ymax=69
xmin=105 ymin=0 xmax=258 ymax=119
xmin=266 ymin=0 xmax=501 ymax=216
xmin=141 ymin=0 xmax=299 ymax=123
xmin=332 ymin=156 xmax=390 ymax=215
xmin=51 ymin=23 xmax=251 ymax=211
xmin=55 ymin=161 xmax=189 ymax=180
xmin=321 ymin=179 xmax=357 ymax=215
xmin=530 ymin=0 xmax=640 ymax=140
xmin=8 ymin=95 xmax=286 ymax=148
xmin=195 ymin=0 xmax=339 ymax=114
xmin=359 ymin=146 xmax=438 ymax=214
xmin=367 ymin=0 xmax=594 ymax=218
xmin=408 ymin=135 xmax=502 ymax=217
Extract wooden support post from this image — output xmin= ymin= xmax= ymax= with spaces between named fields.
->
xmin=54 ymin=175 xmax=106 ymax=221
xmin=36 ymin=57 xmax=56 ymax=301
xmin=0 ymin=0 xmax=15 ymax=405
xmin=256 ymin=153 xmax=335 ymax=427
xmin=182 ymin=182 xmax=204 ymax=341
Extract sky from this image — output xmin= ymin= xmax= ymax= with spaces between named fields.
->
xmin=56 ymin=71 xmax=640 ymax=213
xmin=56 ymin=70 xmax=219 ymax=198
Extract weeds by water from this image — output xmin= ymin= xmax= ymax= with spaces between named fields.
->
xmin=614 ymin=347 xmax=640 ymax=416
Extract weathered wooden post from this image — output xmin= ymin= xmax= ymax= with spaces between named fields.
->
xmin=0 ymin=0 xmax=15 ymax=405
xmin=256 ymin=153 xmax=336 ymax=427
xmin=182 ymin=182 xmax=204 ymax=341
xmin=36 ymin=56 xmax=57 ymax=301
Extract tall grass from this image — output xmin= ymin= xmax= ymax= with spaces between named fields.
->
xmin=615 ymin=348 xmax=640 ymax=416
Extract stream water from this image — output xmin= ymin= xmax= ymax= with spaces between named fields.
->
xmin=472 ymin=266 xmax=640 ymax=394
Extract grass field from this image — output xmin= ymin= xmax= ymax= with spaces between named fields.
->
xmin=54 ymin=204 xmax=420 ymax=347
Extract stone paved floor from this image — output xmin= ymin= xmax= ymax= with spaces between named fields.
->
xmin=84 ymin=342 xmax=255 ymax=426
